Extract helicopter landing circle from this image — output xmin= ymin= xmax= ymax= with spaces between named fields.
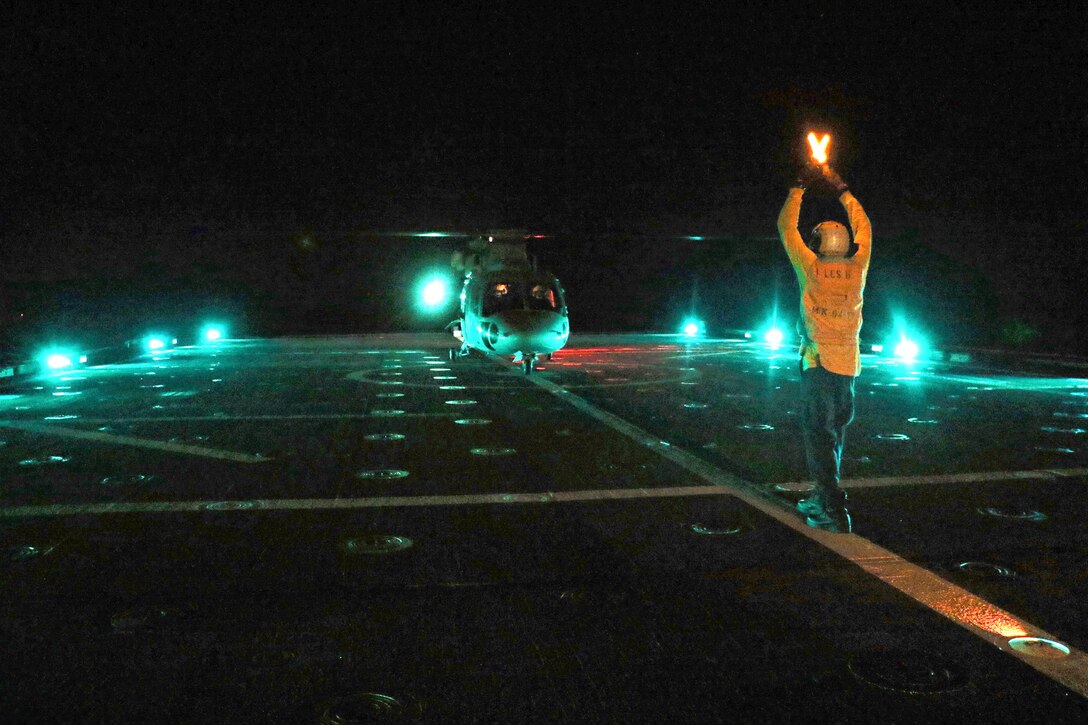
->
xmin=345 ymin=361 xmax=695 ymax=390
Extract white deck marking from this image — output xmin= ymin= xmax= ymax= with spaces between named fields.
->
xmin=0 ymin=422 xmax=271 ymax=463
xmin=0 ymin=486 xmax=733 ymax=517
xmin=2 ymin=413 xmax=458 ymax=424
xmin=515 ymin=358 xmax=1088 ymax=699
xmin=830 ymin=468 xmax=1088 ymax=489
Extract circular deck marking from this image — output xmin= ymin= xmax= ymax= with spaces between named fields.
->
xmin=169 ymin=435 xmax=210 ymax=443
xmin=957 ymin=561 xmax=1017 ymax=578
xmin=371 ymin=409 xmax=405 ymax=416
xmin=559 ymin=589 xmax=588 ymax=604
xmin=440 ymin=385 xmax=466 ymax=390
xmin=318 ymin=692 xmax=423 ymax=722
xmin=340 ymin=535 xmax=414 ymax=554
xmin=376 ymin=392 xmax=405 ymax=398
xmin=44 ymin=415 xmax=80 ymax=420
xmin=433 ymin=376 xmax=458 ymax=380
xmin=875 ymin=433 xmax=911 ymax=441
xmin=445 ymin=400 xmax=477 ymax=406
xmin=99 ymin=474 xmax=155 ymax=487
xmin=364 ymin=433 xmax=406 ymax=442
xmin=774 ymin=482 xmax=815 ymax=494
xmin=110 ymin=607 xmax=170 ymax=633
xmin=470 ymin=447 xmax=517 ymax=456
xmin=689 ymin=522 xmax=745 ymax=536
xmin=738 ymin=423 xmax=774 ymax=431
xmin=205 ymin=501 xmax=255 ymax=511
xmin=18 ymin=456 xmax=72 ymax=466
xmin=454 ymin=418 xmax=491 ymax=425
xmin=1008 ymin=637 xmax=1071 ymax=659
xmin=9 ymin=545 xmax=54 ymax=561
xmin=849 ymin=651 xmax=967 ymax=694
xmin=683 ymin=402 xmax=708 ymax=409
xmin=978 ymin=507 xmax=1048 ymax=522
xmin=357 ymin=469 xmax=410 ymax=479
xmin=907 ymin=418 xmax=939 ymax=424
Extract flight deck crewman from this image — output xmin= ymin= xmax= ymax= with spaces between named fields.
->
xmin=778 ymin=163 xmax=872 ymax=533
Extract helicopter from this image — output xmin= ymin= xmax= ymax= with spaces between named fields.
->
xmin=447 ymin=229 xmax=569 ymax=374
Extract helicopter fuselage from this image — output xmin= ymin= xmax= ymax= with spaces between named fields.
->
xmin=459 ymin=269 xmax=569 ymax=358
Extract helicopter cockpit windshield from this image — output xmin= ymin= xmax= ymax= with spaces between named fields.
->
xmin=482 ymin=278 xmax=562 ymax=316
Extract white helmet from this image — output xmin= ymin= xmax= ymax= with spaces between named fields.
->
xmin=809 ymin=221 xmax=850 ymax=257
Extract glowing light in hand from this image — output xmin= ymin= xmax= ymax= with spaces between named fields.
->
xmin=807 ymin=132 xmax=831 ymax=164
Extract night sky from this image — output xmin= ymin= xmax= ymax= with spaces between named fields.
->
xmin=3 ymin=4 xmax=1086 ymax=352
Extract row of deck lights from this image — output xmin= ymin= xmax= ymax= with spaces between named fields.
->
xmin=40 ymin=323 xmax=228 ymax=371
xmin=681 ymin=319 xmax=923 ymax=362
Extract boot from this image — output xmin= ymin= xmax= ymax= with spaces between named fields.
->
xmin=797 ymin=489 xmax=852 ymax=533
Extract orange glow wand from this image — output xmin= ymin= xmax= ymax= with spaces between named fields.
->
xmin=807 ymin=132 xmax=831 ymax=165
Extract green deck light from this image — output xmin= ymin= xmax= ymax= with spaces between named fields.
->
xmin=682 ymin=319 xmax=705 ymax=337
xmin=417 ymin=275 xmax=450 ymax=311
xmin=46 ymin=354 xmax=72 ymax=370
xmin=894 ymin=338 xmax=920 ymax=360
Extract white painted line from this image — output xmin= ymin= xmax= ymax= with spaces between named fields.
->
xmin=1048 ymin=467 xmax=1088 ymax=478
xmin=516 ymin=358 xmax=1088 ymax=699
xmin=0 ymin=486 xmax=733 ymax=518
xmin=0 ymin=422 xmax=271 ymax=464
xmin=2 ymin=413 xmax=459 ymax=424
xmin=817 ymin=468 xmax=1088 ymax=489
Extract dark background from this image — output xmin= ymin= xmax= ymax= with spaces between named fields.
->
xmin=2 ymin=4 xmax=1085 ymax=354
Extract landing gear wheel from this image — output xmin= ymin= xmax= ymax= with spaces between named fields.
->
xmin=523 ymin=358 xmax=534 ymax=375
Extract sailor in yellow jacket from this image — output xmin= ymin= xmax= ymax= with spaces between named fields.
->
xmin=778 ymin=163 xmax=872 ymax=533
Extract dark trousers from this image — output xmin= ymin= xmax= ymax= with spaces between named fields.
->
xmin=799 ymin=365 xmax=856 ymax=507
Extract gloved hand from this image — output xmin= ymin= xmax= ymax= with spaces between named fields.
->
xmin=821 ymin=165 xmax=849 ymax=195
xmin=794 ymin=162 xmax=822 ymax=190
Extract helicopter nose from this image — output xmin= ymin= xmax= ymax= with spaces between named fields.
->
xmin=483 ymin=312 xmax=567 ymax=354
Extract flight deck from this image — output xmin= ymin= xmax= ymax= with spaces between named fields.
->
xmin=2 ymin=334 xmax=1087 ymax=722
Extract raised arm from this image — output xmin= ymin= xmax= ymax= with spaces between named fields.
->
xmin=778 ymin=188 xmax=813 ymax=267
xmin=820 ymin=165 xmax=871 ymax=266
xmin=779 ymin=166 xmax=821 ymax=268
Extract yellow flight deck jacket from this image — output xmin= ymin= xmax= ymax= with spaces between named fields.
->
xmin=778 ymin=187 xmax=872 ymax=377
